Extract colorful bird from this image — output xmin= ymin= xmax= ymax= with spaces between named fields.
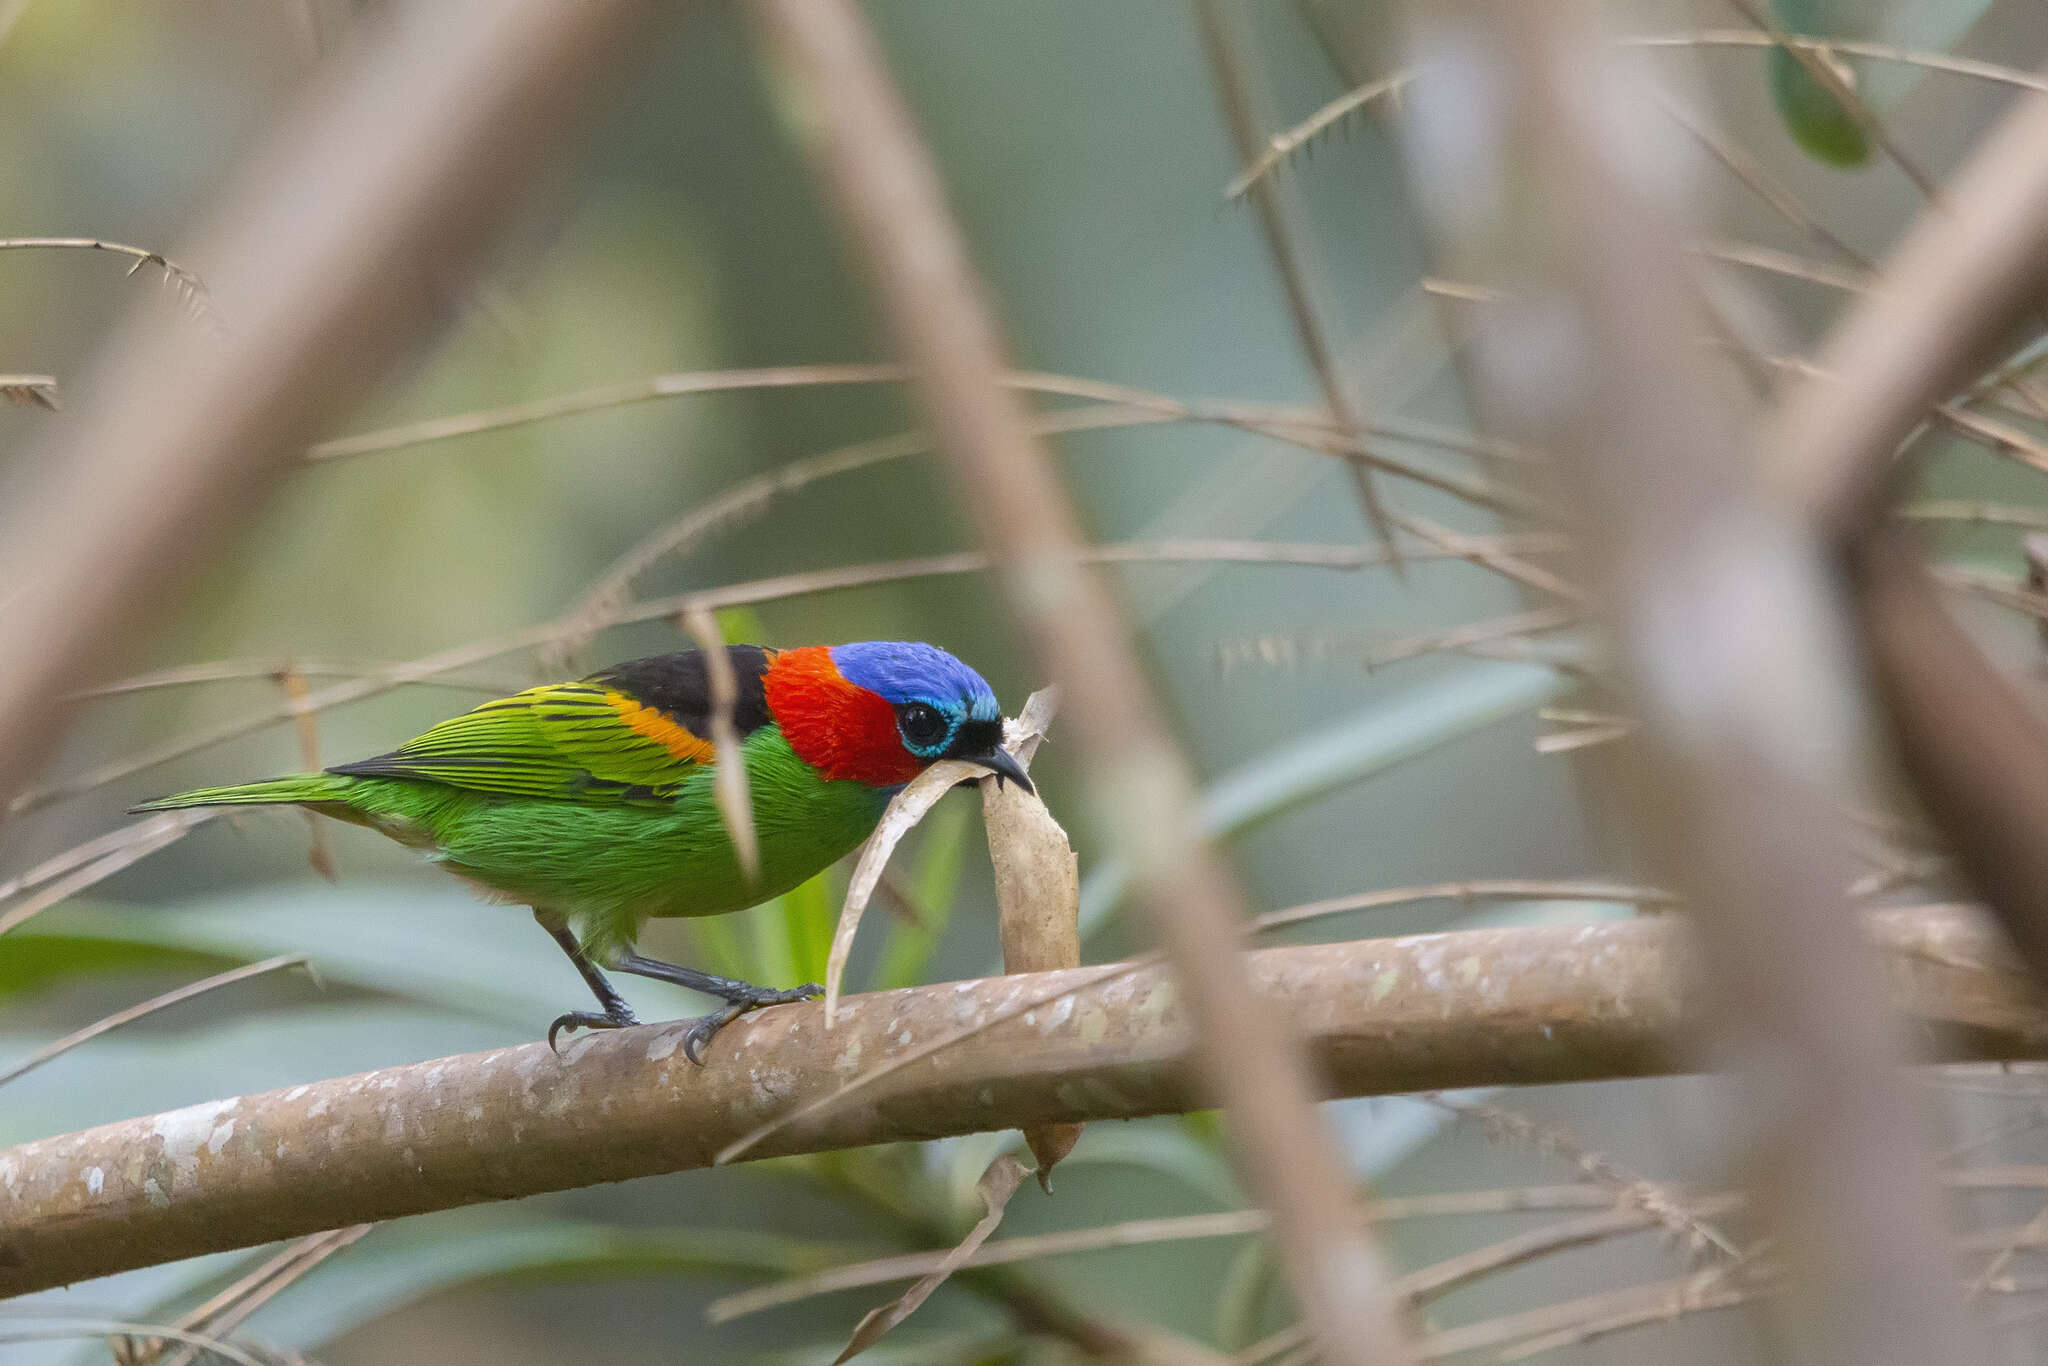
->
xmin=132 ymin=641 xmax=1028 ymax=1062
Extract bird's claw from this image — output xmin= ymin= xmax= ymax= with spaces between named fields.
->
xmin=547 ymin=1006 xmax=639 ymax=1053
xmin=681 ymin=1002 xmax=749 ymax=1065
xmin=677 ymin=983 xmax=824 ymax=1064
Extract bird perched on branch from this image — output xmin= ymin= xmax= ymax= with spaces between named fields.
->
xmin=133 ymin=642 xmax=1029 ymax=1062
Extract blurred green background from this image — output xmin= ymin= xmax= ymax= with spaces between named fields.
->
xmin=3 ymin=1 xmax=2046 ymax=1362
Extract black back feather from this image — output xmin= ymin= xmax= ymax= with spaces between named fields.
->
xmin=589 ymin=645 xmax=776 ymax=738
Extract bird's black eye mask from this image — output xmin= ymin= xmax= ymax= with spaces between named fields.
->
xmin=947 ymin=715 xmax=1005 ymax=760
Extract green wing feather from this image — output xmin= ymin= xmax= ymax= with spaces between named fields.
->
xmin=328 ymin=680 xmax=711 ymax=804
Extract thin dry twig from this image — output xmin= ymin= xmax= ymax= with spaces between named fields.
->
xmin=747 ymin=2 xmax=1418 ymax=1357
xmin=1426 ymin=1096 xmax=1741 ymax=1260
xmin=709 ymin=1183 xmax=1695 ymax=1324
xmin=1688 ymin=239 xmax=1870 ymax=295
xmin=1213 ymin=602 xmax=1575 ymax=677
xmin=0 ymin=811 xmax=213 ymax=907
xmin=1406 ymin=1203 xmax=1738 ymax=1301
xmin=1534 ymin=710 xmax=1640 ymax=757
xmin=1482 ymin=1266 xmax=1766 ymax=1363
xmin=1384 ymin=511 xmax=1584 ymax=603
xmin=1454 ymin=292 xmax=2048 ymax=481
xmin=1386 ymin=1262 xmax=1769 ymax=1362
xmin=0 ymin=238 xmax=223 ymax=332
xmin=6 ymin=1321 xmax=275 ymax=1366
xmin=148 ymin=1224 xmax=373 ymax=1366
xmin=308 ymin=364 xmax=1522 ymax=472
xmin=1237 ymin=1200 xmax=1752 ymax=1366
xmin=0 ymin=375 xmax=57 ymax=409
xmin=1901 ymin=501 xmax=2048 ymax=534
xmin=1227 ymin=31 xmax=2048 ymax=207
xmin=1534 ymin=726 xmax=1632 ymax=756
xmin=1250 ymin=877 xmax=1674 ymax=935
xmin=1193 ymin=0 xmax=1399 ymax=563
xmin=1627 ymin=29 xmax=2048 ymax=97
xmin=72 ymin=657 xmax=523 ymax=700
xmin=682 ymin=607 xmax=759 ymax=884
xmin=711 ymin=1207 xmax=1277 ymax=1324
xmin=1223 ymin=71 xmax=1412 ymax=202
xmin=305 ymin=362 xmax=906 ymax=461
xmin=0 ymin=955 xmax=310 ymax=1090
xmin=1726 ymin=345 xmax=2048 ymax=479
xmin=0 ymin=815 xmax=208 ymax=938
xmin=1648 ymin=87 xmax=1867 ymax=268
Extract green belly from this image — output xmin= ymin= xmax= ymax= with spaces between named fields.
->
xmin=338 ymin=726 xmax=889 ymax=961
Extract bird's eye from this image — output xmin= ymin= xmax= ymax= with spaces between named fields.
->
xmin=897 ymin=702 xmax=948 ymax=752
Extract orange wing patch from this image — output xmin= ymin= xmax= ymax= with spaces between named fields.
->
xmin=606 ymin=690 xmax=718 ymax=764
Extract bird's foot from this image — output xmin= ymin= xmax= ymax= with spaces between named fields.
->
xmin=548 ymin=1003 xmax=640 ymax=1053
xmin=679 ymin=981 xmax=823 ymax=1065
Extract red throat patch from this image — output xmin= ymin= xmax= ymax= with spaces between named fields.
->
xmin=762 ymin=646 xmax=922 ymax=786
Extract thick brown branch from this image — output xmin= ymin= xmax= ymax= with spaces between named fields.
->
xmin=0 ymin=907 xmax=2040 ymax=1299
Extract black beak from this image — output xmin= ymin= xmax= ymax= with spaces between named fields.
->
xmin=967 ymin=747 xmax=1035 ymax=796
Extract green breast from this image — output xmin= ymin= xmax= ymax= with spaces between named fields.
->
xmin=349 ymin=724 xmax=890 ymax=957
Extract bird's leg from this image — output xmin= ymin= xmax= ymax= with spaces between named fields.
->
xmin=534 ymin=909 xmax=640 ymax=1052
xmin=611 ymin=951 xmax=820 ymax=1063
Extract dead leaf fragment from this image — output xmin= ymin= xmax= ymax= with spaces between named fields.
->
xmin=981 ymin=691 xmax=1082 ymax=1188
xmin=834 ymin=1153 xmax=1030 ymax=1364
xmin=824 ymin=687 xmax=1058 ymax=1024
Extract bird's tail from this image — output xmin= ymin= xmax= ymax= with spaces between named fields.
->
xmin=129 ymin=774 xmax=357 ymax=814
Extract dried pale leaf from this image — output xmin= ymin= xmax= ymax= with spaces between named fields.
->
xmin=1003 ymin=686 xmax=1059 ymax=764
xmin=823 ymin=760 xmax=975 ymax=1024
xmin=683 ymin=607 xmax=759 ymax=882
xmin=980 ymin=688 xmax=1079 ymax=1186
xmin=823 ymin=688 xmax=1058 ymax=1025
xmin=833 ymin=1153 xmax=1030 ymax=1364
